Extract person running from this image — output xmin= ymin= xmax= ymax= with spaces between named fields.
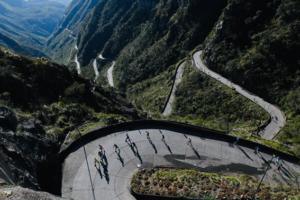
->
xmin=146 ymin=132 xmax=150 ymax=139
xmin=161 ymin=134 xmax=165 ymax=142
xmin=100 ymin=160 xmax=105 ymax=166
xmin=94 ymin=158 xmax=99 ymax=166
xmin=125 ymin=133 xmax=131 ymax=143
xmin=254 ymin=147 xmax=259 ymax=154
xmin=187 ymin=138 xmax=192 ymax=146
xmin=114 ymin=144 xmax=120 ymax=153
xmin=233 ymin=137 xmax=239 ymax=145
xmin=99 ymin=145 xmax=104 ymax=152
xmin=273 ymin=164 xmax=281 ymax=174
xmin=98 ymin=151 xmax=103 ymax=160
xmin=276 ymin=157 xmax=281 ymax=165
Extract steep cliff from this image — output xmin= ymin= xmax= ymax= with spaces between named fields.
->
xmin=74 ymin=0 xmax=226 ymax=92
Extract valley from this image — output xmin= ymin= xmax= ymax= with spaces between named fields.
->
xmin=0 ymin=0 xmax=300 ymax=199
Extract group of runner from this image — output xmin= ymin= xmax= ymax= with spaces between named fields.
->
xmin=234 ymin=137 xmax=282 ymax=173
xmin=94 ymin=133 xmax=283 ymax=174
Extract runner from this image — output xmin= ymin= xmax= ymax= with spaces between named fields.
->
xmin=100 ymin=160 xmax=105 ymax=166
xmin=254 ymin=147 xmax=259 ymax=154
xmin=233 ymin=137 xmax=239 ymax=145
xmin=187 ymin=138 xmax=192 ymax=146
xmin=114 ymin=144 xmax=120 ymax=153
xmin=161 ymin=134 xmax=165 ymax=142
xmin=276 ymin=157 xmax=281 ymax=165
xmin=146 ymin=132 xmax=150 ymax=139
xmin=94 ymin=158 xmax=99 ymax=166
xmin=99 ymin=144 xmax=104 ymax=152
xmin=98 ymin=151 xmax=103 ymax=160
xmin=125 ymin=133 xmax=131 ymax=143
xmin=273 ymin=164 xmax=281 ymax=174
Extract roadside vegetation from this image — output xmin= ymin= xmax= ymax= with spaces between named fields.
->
xmin=131 ymin=168 xmax=300 ymax=200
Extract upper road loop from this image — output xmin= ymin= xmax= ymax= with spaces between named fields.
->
xmin=193 ymin=51 xmax=286 ymax=140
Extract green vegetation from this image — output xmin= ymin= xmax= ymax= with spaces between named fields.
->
xmin=203 ymin=0 xmax=300 ymax=155
xmin=0 ymin=49 xmax=138 ymax=143
xmin=169 ymin=61 xmax=268 ymax=133
xmin=131 ymin=167 xmax=300 ymax=199
xmin=126 ymin=63 xmax=177 ymax=114
xmin=46 ymin=0 xmax=102 ymax=62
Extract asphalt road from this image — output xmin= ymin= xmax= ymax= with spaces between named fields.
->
xmin=74 ymin=55 xmax=81 ymax=74
xmin=163 ymin=61 xmax=186 ymax=116
xmin=193 ymin=51 xmax=286 ymax=140
xmin=61 ymin=126 xmax=298 ymax=200
xmin=93 ymin=59 xmax=100 ymax=82
xmin=99 ymin=54 xmax=115 ymax=87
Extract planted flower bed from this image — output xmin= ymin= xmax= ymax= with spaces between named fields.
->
xmin=131 ymin=167 xmax=300 ymax=200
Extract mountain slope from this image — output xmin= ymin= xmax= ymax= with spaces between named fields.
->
xmin=0 ymin=0 xmax=65 ymax=56
xmin=0 ymin=48 xmax=138 ymax=193
xmin=46 ymin=0 xmax=101 ymax=61
xmin=202 ymin=0 xmax=300 ymax=154
xmin=74 ymin=0 xmax=227 ymax=88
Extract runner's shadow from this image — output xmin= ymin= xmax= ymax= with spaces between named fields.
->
xmin=129 ymin=144 xmax=136 ymax=156
xmin=117 ymin=153 xmax=124 ymax=166
xmin=102 ymin=153 xmax=108 ymax=166
xmin=95 ymin=165 xmax=103 ymax=179
xmin=103 ymin=165 xmax=110 ymax=184
xmin=148 ymin=139 xmax=157 ymax=154
xmin=236 ymin=146 xmax=253 ymax=161
xmin=163 ymin=141 xmax=172 ymax=154
xmin=258 ymin=153 xmax=270 ymax=167
xmin=189 ymin=145 xmax=200 ymax=159
xmin=136 ymin=151 xmax=143 ymax=164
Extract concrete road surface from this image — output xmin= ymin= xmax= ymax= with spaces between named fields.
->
xmin=61 ymin=126 xmax=298 ymax=200
xmin=193 ymin=51 xmax=286 ymax=140
xmin=163 ymin=61 xmax=186 ymax=116
xmin=74 ymin=55 xmax=81 ymax=74
xmin=93 ymin=59 xmax=100 ymax=81
xmin=99 ymin=54 xmax=115 ymax=87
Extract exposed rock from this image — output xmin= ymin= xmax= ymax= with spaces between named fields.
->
xmin=22 ymin=119 xmax=45 ymax=136
xmin=0 ymin=186 xmax=70 ymax=199
xmin=0 ymin=178 xmax=7 ymax=186
xmin=0 ymin=107 xmax=17 ymax=131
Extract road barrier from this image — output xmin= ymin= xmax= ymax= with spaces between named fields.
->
xmin=58 ymin=120 xmax=299 ymax=163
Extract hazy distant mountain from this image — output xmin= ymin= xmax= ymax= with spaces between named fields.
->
xmin=49 ymin=0 xmax=72 ymax=6
xmin=0 ymin=0 xmax=65 ymax=56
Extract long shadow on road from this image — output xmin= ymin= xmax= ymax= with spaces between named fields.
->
xmin=236 ymin=145 xmax=253 ymax=161
xmin=163 ymin=141 xmax=172 ymax=154
xmin=148 ymin=139 xmax=157 ymax=154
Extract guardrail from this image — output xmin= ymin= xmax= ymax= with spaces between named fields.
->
xmin=58 ymin=120 xmax=299 ymax=163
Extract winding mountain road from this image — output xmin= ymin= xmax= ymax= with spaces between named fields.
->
xmin=193 ymin=51 xmax=286 ymax=140
xmin=99 ymin=54 xmax=115 ymax=87
xmin=74 ymin=55 xmax=81 ymax=74
xmin=93 ymin=59 xmax=100 ymax=82
xmin=163 ymin=61 xmax=186 ymax=116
